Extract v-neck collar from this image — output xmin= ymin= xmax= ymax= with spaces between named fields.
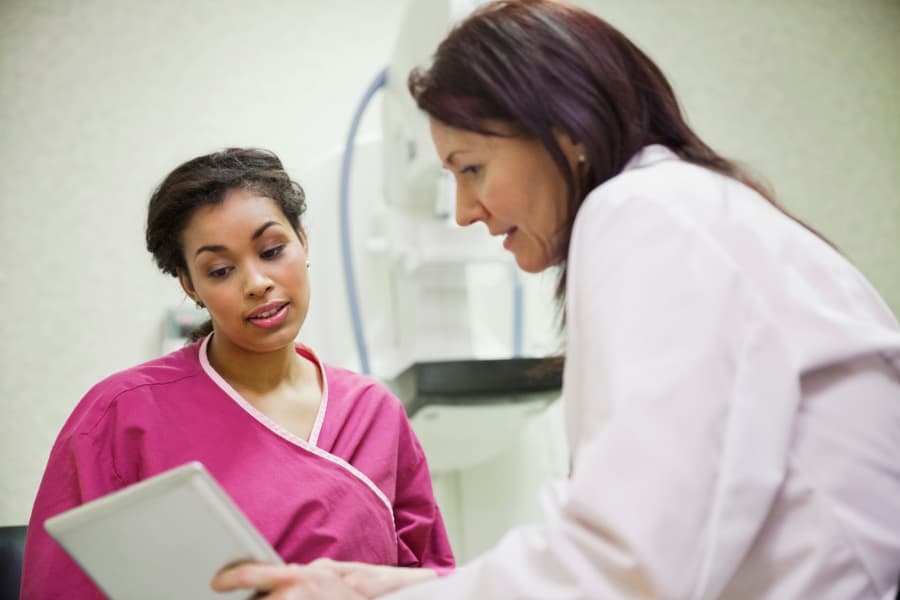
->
xmin=197 ymin=334 xmax=329 ymax=448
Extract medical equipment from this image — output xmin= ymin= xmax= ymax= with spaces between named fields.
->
xmin=299 ymin=0 xmax=569 ymax=559
xmin=331 ymin=0 xmax=562 ymax=470
xmin=160 ymin=306 xmax=208 ymax=355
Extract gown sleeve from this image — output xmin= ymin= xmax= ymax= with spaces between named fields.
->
xmin=20 ymin=385 xmax=131 ymax=600
xmin=392 ymin=417 xmax=456 ymax=572
xmin=381 ymin=190 xmax=801 ymax=599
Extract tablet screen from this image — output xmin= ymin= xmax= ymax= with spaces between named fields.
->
xmin=45 ymin=461 xmax=282 ymax=600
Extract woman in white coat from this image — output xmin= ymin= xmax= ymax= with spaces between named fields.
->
xmin=214 ymin=1 xmax=900 ymax=597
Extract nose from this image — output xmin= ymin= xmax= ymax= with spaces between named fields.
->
xmin=243 ymin=262 xmax=274 ymax=298
xmin=454 ymin=184 xmax=488 ymax=227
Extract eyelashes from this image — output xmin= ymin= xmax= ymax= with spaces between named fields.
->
xmin=260 ymin=244 xmax=285 ymax=260
xmin=208 ymin=266 xmax=232 ymax=279
xmin=205 ymin=245 xmax=286 ymax=279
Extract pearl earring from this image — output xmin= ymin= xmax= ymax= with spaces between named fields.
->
xmin=578 ymin=153 xmax=586 ymax=163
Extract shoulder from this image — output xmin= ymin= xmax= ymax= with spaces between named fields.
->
xmin=570 ymin=162 xmax=724 ymax=274
xmin=570 ymin=148 xmax=900 ymax=368
xmin=321 ymin=364 xmax=418 ymax=442
xmin=580 ymin=150 xmax=737 ymax=228
xmin=63 ymin=342 xmax=205 ymax=435
xmin=572 ymin=146 xmax=789 ymax=266
xmin=92 ymin=341 xmax=204 ymax=398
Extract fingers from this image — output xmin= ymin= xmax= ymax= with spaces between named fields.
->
xmin=267 ymin=568 xmax=365 ymax=600
xmin=211 ymin=562 xmax=307 ymax=592
xmin=310 ymin=561 xmax=439 ymax=596
xmin=211 ymin=560 xmax=437 ymax=599
xmin=307 ymin=557 xmax=340 ymax=571
xmin=344 ymin=566 xmax=438 ymax=597
xmin=308 ymin=558 xmax=367 ymax=575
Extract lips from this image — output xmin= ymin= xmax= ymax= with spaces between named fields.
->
xmin=490 ymin=226 xmax=517 ymax=237
xmin=247 ymin=301 xmax=289 ymax=320
xmin=501 ymin=227 xmax=517 ymax=250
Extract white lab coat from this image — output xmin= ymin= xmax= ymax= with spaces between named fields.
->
xmin=384 ymin=145 xmax=900 ymax=599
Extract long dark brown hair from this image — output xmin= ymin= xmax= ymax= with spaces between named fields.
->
xmin=146 ymin=147 xmax=307 ymax=341
xmin=409 ymin=0 xmax=829 ymax=302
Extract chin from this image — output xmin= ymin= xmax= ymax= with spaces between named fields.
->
xmin=515 ymin=255 xmax=562 ymax=273
xmin=514 ymin=256 xmax=551 ymax=274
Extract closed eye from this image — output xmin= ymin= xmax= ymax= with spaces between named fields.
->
xmin=460 ymin=165 xmax=481 ymax=176
xmin=261 ymin=244 xmax=285 ymax=260
xmin=208 ymin=266 xmax=232 ymax=279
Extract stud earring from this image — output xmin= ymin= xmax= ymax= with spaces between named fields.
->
xmin=578 ymin=153 xmax=587 ymax=163
xmin=306 ymin=260 xmax=311 ymax=269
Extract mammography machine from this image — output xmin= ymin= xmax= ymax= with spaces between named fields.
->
xmin=298 ymin=0 xmax=571 ymax=560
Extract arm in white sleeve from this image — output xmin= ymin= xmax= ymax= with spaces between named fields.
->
xmin=383 ymin=191 xmax=800 ymax=599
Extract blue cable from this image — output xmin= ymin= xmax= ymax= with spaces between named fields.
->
xmin=339 ymin=67 xmax=525 ymax=371
xmin=338 ymin=68 xmax=387 ymax=376
xmin=513 ymin=268 xmax=523 ymax=357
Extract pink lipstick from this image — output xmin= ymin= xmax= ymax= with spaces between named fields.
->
xmin=247 ymin=302 xmax=289 ymax=329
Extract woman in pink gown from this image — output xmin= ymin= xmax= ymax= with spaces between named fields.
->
xmin=21 ymin=147 xmax=454 ymax=599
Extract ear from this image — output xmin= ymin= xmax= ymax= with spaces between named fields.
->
xmin=553 ymin=128 xmax=586 ymax=170
xmin=177 ymin=268 xmax=200 ymax=304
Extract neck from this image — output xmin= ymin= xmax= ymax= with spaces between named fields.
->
xmin=206 ymin=335 xmax=304 ymax=395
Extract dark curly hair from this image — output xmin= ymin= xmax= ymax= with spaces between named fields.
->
xmin=146 ymin=147 xmax=307 ymax=341
xmin=147 ymin=147 xmax=306 ymax=277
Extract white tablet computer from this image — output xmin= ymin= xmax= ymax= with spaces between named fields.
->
xmin=44 ymin=461 xmax=282 ymax=600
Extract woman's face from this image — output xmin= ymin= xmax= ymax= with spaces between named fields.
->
xmin=430 ymin=119 xmax=581 ymax=273
xmin=177 ymin=188 xmax=310 ymax=355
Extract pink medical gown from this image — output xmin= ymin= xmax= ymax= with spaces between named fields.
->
xmin=21 ymin=336 xmax=454 ymax=599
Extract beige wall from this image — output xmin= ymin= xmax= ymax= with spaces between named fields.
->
xmin=1 ymin=0 xmax=898 ymax=541
xmin=0 ymin=0 xmax=409 ymax=525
